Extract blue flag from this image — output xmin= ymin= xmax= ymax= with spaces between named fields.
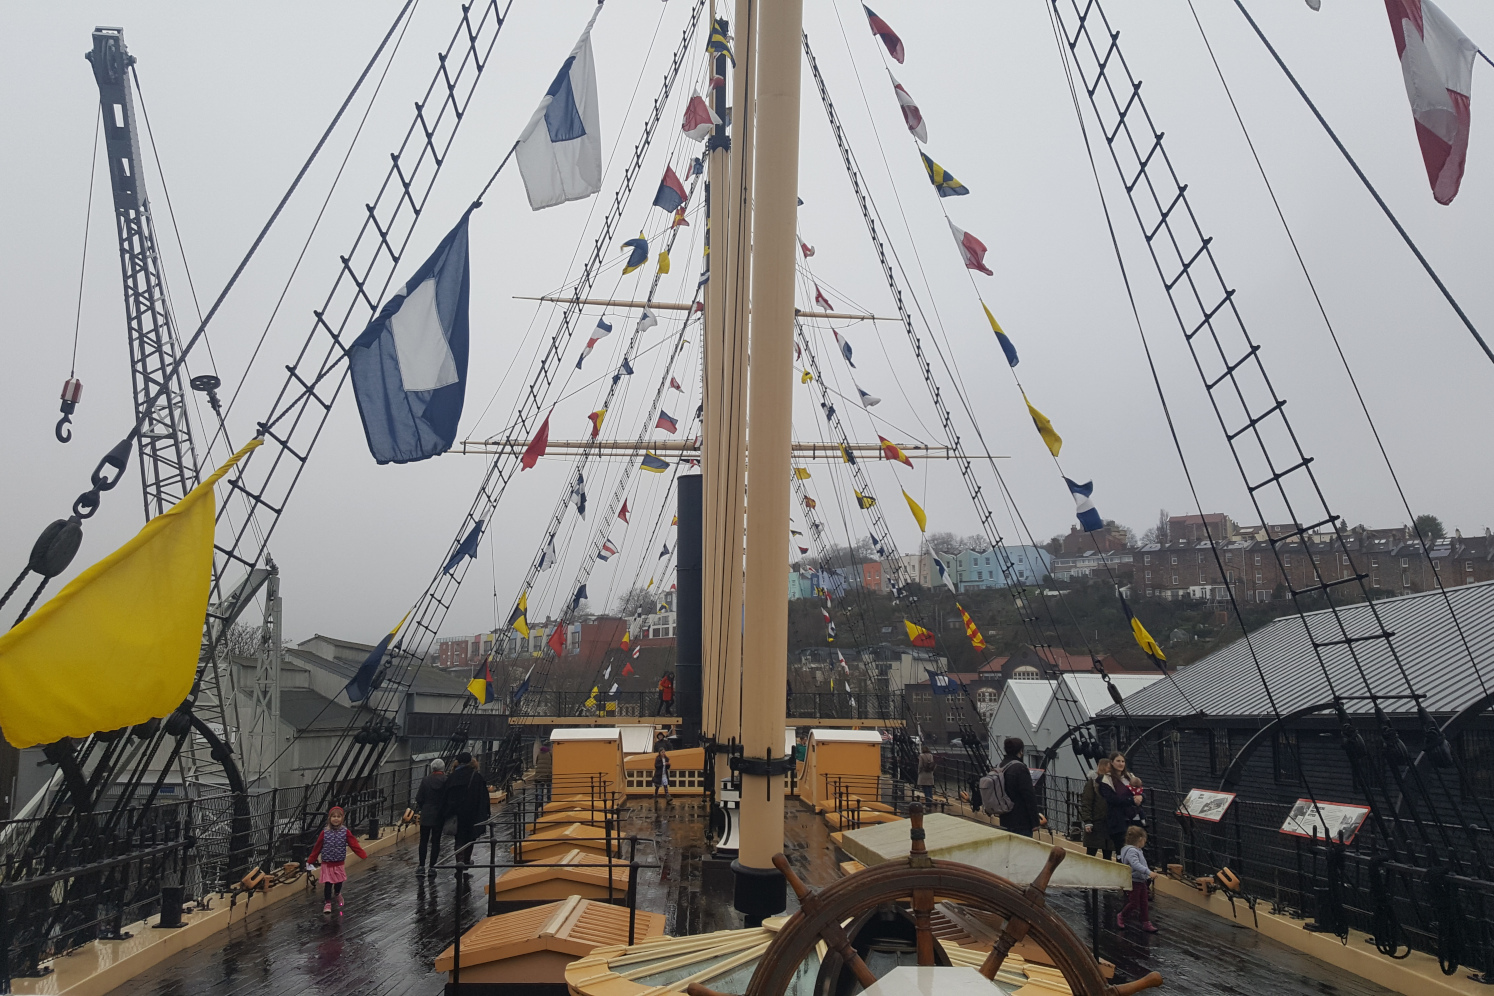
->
xmin=443 ymin=520 xmax=484 ymax=575
xmin=344 ymin=613 xmax=409 ymax=703
xmin=1066 ymin=478 xmax=1103 ymax=532
xmin=348 ymin=216 xmax=471 ymax=464
xmin=926 ymin=668 xmax=959 ymax=696
xmin=622 ymin=235 xmax=649 ymax=275
xmin=571 ymin=584 xmax=588 ymax=611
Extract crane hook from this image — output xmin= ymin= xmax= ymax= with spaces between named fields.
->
xmin=55 ymin=378 xmax=83 ymax=445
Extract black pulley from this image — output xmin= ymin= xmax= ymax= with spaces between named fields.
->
xmin=131 ymin=717 xmax=161 ymax=740
xmin=28 ymin=518 xmax=83 ymax=579
xmin=163 ymin=707 xmax=193 ymax=738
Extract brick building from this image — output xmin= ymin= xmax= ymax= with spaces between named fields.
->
xmin=1059 ymin=520 xmax=1132 ymax=555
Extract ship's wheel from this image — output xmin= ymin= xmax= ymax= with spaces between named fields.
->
xmin=689 ymin=807 xmax=1163 ymax=996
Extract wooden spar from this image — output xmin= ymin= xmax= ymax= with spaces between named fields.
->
xmin=513 ymin=296 xmax=891 ymax=323
xmin=450 ymin=440 xmax=1002 ymax=460
xmin=736 ymin=0 xmax=802 ymax=919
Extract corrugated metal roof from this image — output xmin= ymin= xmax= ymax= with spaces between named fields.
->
xmin=1005 ymin=681 xmax=1057 ymax=731
xmin=1101 ymin=581 xmax=1494 ymax=720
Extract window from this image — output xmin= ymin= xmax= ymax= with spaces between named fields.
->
xmin=1145 ymin=571 xmax=1152 ymax=581
xmin=1146 ymin=588 xmax=1153 ymax=596
xmin=1433 ymin=560 xmax=1442 ymax=573
xmin=1172 ymin=575 xmax=1179 ymax=585
xmin=1255 ymin=571 xmax=1263 ymax=583
xmin=1226 ymin=551 xmax=1233 ymax=563
xmin=1198 ymin=553 xmax=1204 ymax=564
xmin=1372 ymin=575 xmax=1380 ymax=588
xmin=1144 ymin=554 xmax=1152 ymax=565
xmin=1254 ymin=553 xmax=1262 ymax=566
xmin=1341 ymin=554 xmax=1350 ymax=565
xmin=1371 ymin=558 xmax=1379 ymax=569
xmin=976 ymin=571 xmax=983 ymax=580
xmin=1468 ymin=562 xmax=1476 ymax=573
xmin=1403 ymin=572 xmax=1411 ymax=588
xmin=1170 ymin=555 xmax=1178 ymax=565
xmin=985 ymin=557 xmax=991 ymax=566
xmin=1401 ymin=558 xmax=1409 ymax=568
xmin=1227 ymin=570 xmax=1235 ymax=582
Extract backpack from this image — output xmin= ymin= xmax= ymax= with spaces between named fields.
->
xmin=978 ymin=761 xmax=1019 ymax=816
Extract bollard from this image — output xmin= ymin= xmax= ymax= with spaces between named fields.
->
xmin=155 ymin=885 xmax=185 ymax=929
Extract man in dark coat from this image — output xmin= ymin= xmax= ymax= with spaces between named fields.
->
xmin=439 ymin=751 xmax=491 ymax=867
xmin=414 ymin=758 xmax=447 ymax=875
xmin=998 ymin=737 xmax=1045 ymax=837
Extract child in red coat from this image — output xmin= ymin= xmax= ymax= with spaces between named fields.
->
xmin=308 ymin=806 xmax=368 ymax=914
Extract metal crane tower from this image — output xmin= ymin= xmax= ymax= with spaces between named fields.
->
xmin=86 ymin=26 xmax=201 ymax=520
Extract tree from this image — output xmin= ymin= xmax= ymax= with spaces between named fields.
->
xmin=1414 ymin=514 xmax=1446 ymax=541
xmin=616 ymin=586 xmax=655 ymax=618
xmin=224 ymin=623 xmax=262 ymax=658
xmin=1141 ymin=508 xmax=1170 ymax=546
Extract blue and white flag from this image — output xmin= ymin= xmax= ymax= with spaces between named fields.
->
xmin=443 ymin=520 xmax=484 ymax=576
xmin=571 ymin=584 xmax=588 ymax=611
xmin=834 ymin=330 xmax=855 ymax=368
xmin=926 ymin=668 xmax=959 ymax=696
xmin=349 ymin=216 xmax=471 ymax=465
xmin=515 ymin=9 xmax=603 ymax=211
xmin=1065 ymin=477 xmax=1103 ymax=532
xmin=571 ymin=472 xmax=587 ymax=518
xmin=930 ymin=549 xmax=958 ymax=595
xmin=856 ymin=385 xmax=881 ymax=407
xmin=537 ymin=534 xmax=558 ymax=572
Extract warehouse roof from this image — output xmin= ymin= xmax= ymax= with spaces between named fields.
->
xmin=1099 ymin=581 xmax=1494 ymax=720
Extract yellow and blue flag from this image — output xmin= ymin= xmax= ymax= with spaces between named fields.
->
xmin=983 ymin=301 xmax=1018 ymax=367
xmin=507 ymin=590 xmax=530 ymax=639
xmin=622 ymin=234 xmax=649 ymax=274
xmin=708 ymin=18 xmax=736 ymax=65
xmin=920 ymin=152 xmax=968 ymax=197
xmin=641 ymin=452 xmax=669 ymax=473
xmin=347 ymin=609 xmax=412 ymax=703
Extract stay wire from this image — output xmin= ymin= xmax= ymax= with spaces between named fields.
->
xmin=1042 ymin=0 xmax=1369 ymax=854
xmin=1230 ymin=0 xmax=1492 ymax=369
xmin=70 ymin=109 xmax=102 ymax=378
xmin=1185 ymin=0 xmax=1489 ymax=698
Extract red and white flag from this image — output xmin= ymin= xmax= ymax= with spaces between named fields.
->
xmin=618 ymin=499 xmax=631 ymax=524
xmin=947 ymin=219 xmax=993 ymax=276
xmin=669 ymin=376 xmax=683 ymax=391
xmin=814 ymin=284 xmax=833 ymax=310
xmin=1384 ymin=0 xmax=1477 ymax=204
xmin=890 ymin=73 xmax=927 ymax=142
xmin=682 ymin=93 xmax=721 ymax=142
xmin=800 ymin=241 xmax=815 ymax=258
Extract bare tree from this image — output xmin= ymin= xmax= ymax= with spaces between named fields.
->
xmin=223 ymin=623 xmax=262 ymax=658
xmin=616 ymin=586 xmax=655 ymax=618
xmin=1141 ymin=508 xmax=1171 ymax=546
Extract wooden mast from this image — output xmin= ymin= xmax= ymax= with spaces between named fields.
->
xmin=733 ymin=0 xmax=801 ymax=924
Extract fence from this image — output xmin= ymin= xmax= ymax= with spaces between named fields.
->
xmin=0 ymin=747 xmax=514 ymax=991
xmin=1040 ymin=773 xmax=1494 ymax=977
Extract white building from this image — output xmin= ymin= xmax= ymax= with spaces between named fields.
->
xmin=985 ymin=672 xmax=1162 ymax=780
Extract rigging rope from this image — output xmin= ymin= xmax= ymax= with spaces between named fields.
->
xmin=1229 ymin=0 xmax=1492 ymax=369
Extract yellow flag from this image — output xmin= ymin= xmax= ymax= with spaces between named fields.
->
xmin=855 ymin=490 xmax=877 ymax=509
xmin=801 ymin=369 xmax=813 ymax=384
xmin=0 ymin=439 xmax=261 ymax=748
xmin=1024 ymin=394 xmax=1063 ymax=457
xmin=794 ymin=467 xmax=812 ymax=480
xmin=657 ymin=250 xmax=671 ymax=275
xmin=467 ymin=675 xmax=489 ymax=704
xmin=1121 ymin=595 xmax=1166 ymax=664
xmin=840 ymin=444 xmax=855 ymax=464
xmin=982 ymin=300 xmax=1004 ymax=335
xmin=902 ymin=489 xmax=927 ymax=532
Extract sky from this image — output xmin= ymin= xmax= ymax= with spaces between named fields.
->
xmin=2 ymin=0 xmax=1492 ymax=647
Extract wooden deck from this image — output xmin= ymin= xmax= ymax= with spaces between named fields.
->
xmin=100 ymin=799 xmax=1397 ymax=996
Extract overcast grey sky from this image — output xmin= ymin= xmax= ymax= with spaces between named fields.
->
xmin=2 ymin=1 xmax=1492 ymax=646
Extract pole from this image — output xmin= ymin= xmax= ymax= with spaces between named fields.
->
xmin=676 ymin=475 xmax=703 ymax=745
xmin=701 ymin=0 xmax=727 ymax=749
xmin=733 ymin=0 xmax=801 ymax=926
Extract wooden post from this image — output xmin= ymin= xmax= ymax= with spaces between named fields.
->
xmin=735 ymin=0 xmax=801 ymax=920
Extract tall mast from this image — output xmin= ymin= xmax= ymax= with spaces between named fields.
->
xmin=702 ymin=1 xmax=755 ymax=783
xmin=734 ymin=0 xmax=802 ymax=925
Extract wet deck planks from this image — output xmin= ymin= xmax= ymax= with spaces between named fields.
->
xmin=107 ymin=798 xmax=1396 ymax=996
